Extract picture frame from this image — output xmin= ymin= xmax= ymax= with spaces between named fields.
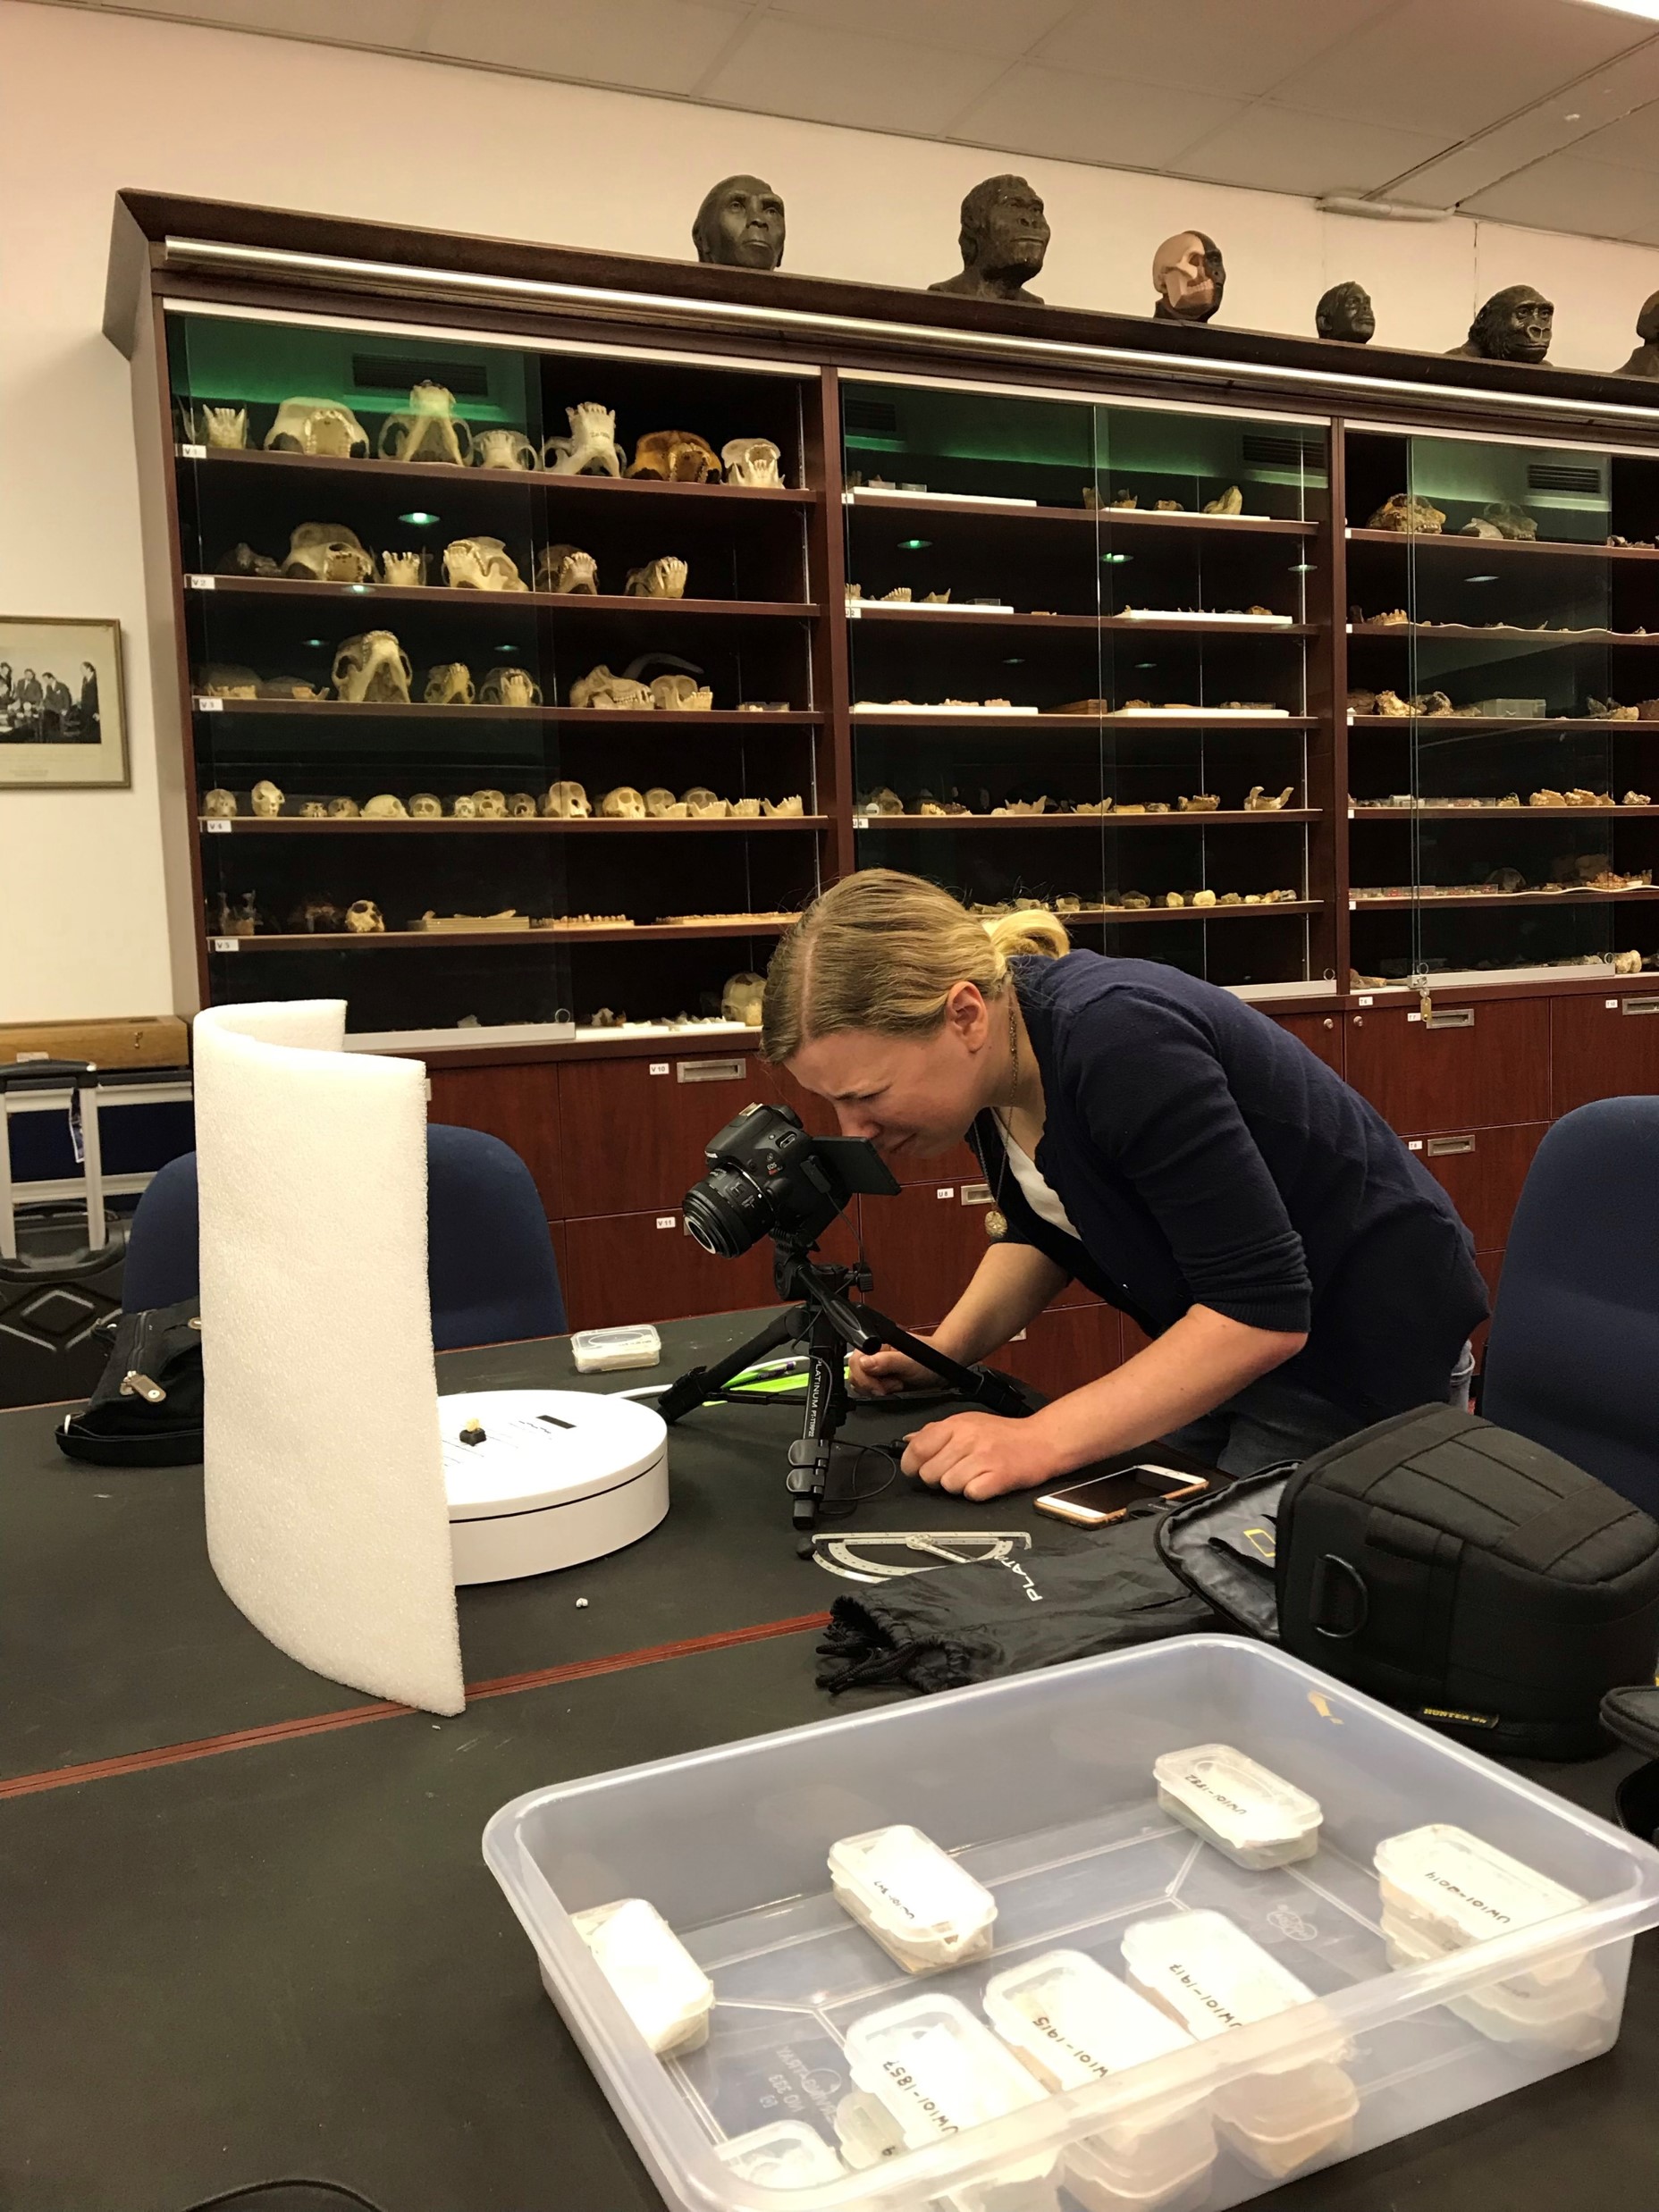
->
xmin=0 ymin=616 xmax=129 ymax=790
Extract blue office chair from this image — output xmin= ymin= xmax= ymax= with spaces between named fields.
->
xmin=1481 ymin=1097 xmax=1659 ymax=1517
xmin=122 ymin=1126 xmax=565 ymax=1350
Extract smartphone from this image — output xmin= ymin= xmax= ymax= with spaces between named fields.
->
xmin=1034 ymin=1463 xmax=1210 ymax=1527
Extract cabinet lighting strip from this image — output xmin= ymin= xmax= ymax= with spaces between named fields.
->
xmin=163 ymin=236 xmax=1659 ymax=433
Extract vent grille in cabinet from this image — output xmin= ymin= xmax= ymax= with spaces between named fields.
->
xmin=1527 ymin=463 xmax=1603 ymax=495
xmin=1242 ymin=433 xmax=1323 ymax=470
xmin=350 ymin=354 xmax=493 ymax=398
xmin=846 ymin=397 xmax=901 ymax=438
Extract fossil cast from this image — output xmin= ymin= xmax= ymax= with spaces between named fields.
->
xmin=1448 ymin=285 xmax=1554 ymax=364
xmin=1153 ymin=232 xmax=1225 ymax=324
xmin=282 ymin=524 xmax=375 ymax=585
xmin=1617 ymin=290 xmax=1659 ymax=377
xmin=332 ymin=632 xmax=413 ymax=704
xmin=627 ymin=430 xmax=720 ymax=483
xmin=265 ymin=399 xmax=368 ymax=458
xmin=378 ymin=383 xmax=474 ymax=465
xmin=721 ymin=437 xmax=784 ymax=487
xmin=543 ymin=404 xmax=622 ymax=477
xmin=471 ymin=428 xmax=539 ymax=471
xmin=692 ymin=174 xmax=786 ymax=270
xmin=1316 ymin=282 xmax=1374 ymax=343
xmin=442 ymin=537 xmax=528 ymax=592
xmin=929 ymin=175 xmax=1049 ymax=306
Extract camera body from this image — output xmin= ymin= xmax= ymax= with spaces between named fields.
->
xmin=682 ymin=1102 xmax=899 ymax=1259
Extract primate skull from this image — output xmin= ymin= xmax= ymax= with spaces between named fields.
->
xmin=626 ymin=556 xmax=688 ymax=600
xmin=282 ymin=523 xmax=375 ymax=585
xmin=721 ymin=437 xmax=784 ymax=487
xmin=362 ymin=793 xmax=408 ymax=819
xmin=424 ymin=662 xmax=475 ymax=706
xmin=542 ymin=781 xmax=591 ymax=819
xmin=250 ymin=779 xmax=284 ymax=817
xmin=332 ymin=631 xmax=413 ymax=704
xmin=201 ymin=787 xmax=238 ymax=819
xmin=472 ymin=788 xmax=508 ymax=820
xmin=535 ymin=543 xmax=599 ymax=594
xmin=600 ymin=785 xmax=647 ymax=818
xmin=408 ymin=792 xmax=442 ymax=819
xmin=542 ymin=403 xmax=621 ymax=477
xmin=443 ymin=537 xmax=527 ymax=592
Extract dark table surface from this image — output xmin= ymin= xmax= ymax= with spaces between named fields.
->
xmin=0 ymin=1310 xmax=1652 ymax=2212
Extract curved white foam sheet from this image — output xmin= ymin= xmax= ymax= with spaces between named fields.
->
xmin=193 ymin=999 xmax=464 ymax=1715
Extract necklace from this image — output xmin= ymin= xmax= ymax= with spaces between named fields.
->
xmin=984 ymin=995 xmax=1020 ymax=1242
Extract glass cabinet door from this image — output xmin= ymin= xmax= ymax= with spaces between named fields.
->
xmin=1345 ymin=426 xmax=1659 ymax=990
xmin=840 ymin=375 xmax=1330 ymax=996
xmin=167 ymin=309 xmax=829 ymax=1040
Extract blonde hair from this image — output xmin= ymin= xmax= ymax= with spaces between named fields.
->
xmin=762 ymin=869 xmax=1069 ymax=1063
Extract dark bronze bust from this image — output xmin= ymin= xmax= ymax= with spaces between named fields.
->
xmin=1617 ymin=290 xmax=1659 ymax=377
xmin=1153 ymin=231 xmax=1225 ymax=324
xmin=929 ymin=175 xmax=1050 ymax=304
xmin=692 ymin=175 xmax=786 ymax=271
xmin=1448 ymin=285 xmax=1553 ymax=364
xmin=1316 ymin=281 xmax=1374 ymax=344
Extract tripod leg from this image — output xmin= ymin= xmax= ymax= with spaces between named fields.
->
xmin=655 ymin=1305 xmax=806 ymax=1425
xmin=786 ymin=1308 xmax=863 ymax=1533
xmin=855 ymin=1304 xmax=1032 ymax=1420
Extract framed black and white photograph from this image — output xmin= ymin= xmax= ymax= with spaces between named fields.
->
xmin=0 ymin=616 xmax=128 ymax=790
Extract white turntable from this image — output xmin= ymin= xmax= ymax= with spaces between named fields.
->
xmin=438 ymin=1388 xmax=669 ymax=1585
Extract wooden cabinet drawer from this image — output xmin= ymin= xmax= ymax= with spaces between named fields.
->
xmin=1551 ymin=990 xmax=1659 ymax=1116
xmin=1401 ymin=1123 xmax=1545 ymax=1253
xmin=1343 ymin=999 xmax=1548 ymax=1133
xmin=858 ymin=1181 xmax=1001 ymax=1331
xmin=1001 ymin=1306 xmax=1124 ymax=1399
xmin=559 ymin=1051 xmax=762 ymax=1215
xmin=1274 ymin=1012 xmax=1343 ymax=1076
xmin=561 ymin=1205 xmax=859 ymax=1330
xmin=426 ymin=1062 xmax=562 ymax=1216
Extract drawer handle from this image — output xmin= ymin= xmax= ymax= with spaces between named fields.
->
xmin=1424 ymin=1008 xmax=1474 ymax=1030
xmin=1426 ymin=1134 xmax=1476 ymax=1157
xmin=1622 ymin=997 xmax=1659 ymax=1017
xmin=960 ymin=1182 xmax=993 ymax=1206
xmin=676 ymin=1056 xmax=747 ymax=1082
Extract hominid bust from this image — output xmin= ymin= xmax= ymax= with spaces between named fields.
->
xmin=1316 ymin=281 xmax=1375 ymax=344
xmin=1617 ymin=290 xmax=1659 ymax=378
xmin=929 ymin=174 xmax=1050 ymax=305
xmin=692 ymin=175 xmax=786 ymax=270
xmin=1153 ymin=231 xmax=1225 ymax=324
xmin=1448 ymin=285 xmax=1554 ymax=364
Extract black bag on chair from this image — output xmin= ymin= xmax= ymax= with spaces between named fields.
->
xmin=1159 ymin=1404 xmax=1659 ymax=1763
xmin=55 ymin=1298 xmax=203 ymax=1467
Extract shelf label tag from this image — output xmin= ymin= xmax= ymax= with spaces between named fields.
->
xmin=180 ymin=442 xmax=206 ymax=460
xmin=1607 ymin=998 xmax=1620 ymax=1009
xmin=195 ymin=695 xmax=223 ymax=713
xmin=204 ymin=819 xmax=231 ymax=835
xmin=1407 ymin=1012 xmax=1421 ymax=1022
xmin=649 ymin=1062 xmax=669 ymax=1075
xmin=187 ymin=574 xmax=215 ymax=592
xmin=211 ymin=937 xmax=240 ymax=954
xmin=1408 ymin=1140 xmax=1424 ymax=1151
xmin=852 ymin=813 xmax=870 ymax=830
xmin=936 ymin=1186 xmax=956 ymax=1200
xmin=656 ymin=1215 xmax=677 ymax=1231
xmin=1348 ymin=899 xmax=1356 ymax=910
xmin=1358 ymin=995 xmax=1374 ymax=1007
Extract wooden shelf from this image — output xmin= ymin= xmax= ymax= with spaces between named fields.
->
xmin=200 ymin=813 xmax=827 ymax=834
xmin=210 ymin=917 xmax=800 ymax=951
xmin=850 ymin=608 xmax=1313 ymax=635
xmin=850 ymin=711 xmax=1315 ymax=729
xmin=856 ymin=810 xmax=1319 ymax=828
xmin=1353 ymin=804 xmax=1659 ymax=820
xmin=1346 ymin=528 xmax=1659 ymax=563
xmin=848 ymin=492 xmax=1316 ymax=538
xmin=1350 ymin=623 xmax=1659 ymax=645
xmin=1349 ymin=716 xmax=1659 ymax=733
xmin=192 ymin=702 xmax=819 ymax=725
xmin=186 ymin=577 xmax=815 ymax=618
xmin=1070 ymin=900 xmax=1319 ymax=922
xmin=178 ymin=445 xmax=818 ymax=504
xmin=1353 ymin=887 xmax=1659 ymax=911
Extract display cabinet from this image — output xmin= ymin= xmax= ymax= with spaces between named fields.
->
xmin=106 ymin=194 xmax=1659 ymax=1357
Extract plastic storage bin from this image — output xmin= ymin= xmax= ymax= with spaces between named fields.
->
xmin=484 ymin=1637 xmax=1659 ymax=2212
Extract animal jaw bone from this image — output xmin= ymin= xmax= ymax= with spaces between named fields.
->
xmin=568 ymin=664 xmax=653 ymax=711
xmin=477 ymin=666 xmax=543 ymax=707
xmin=424 ymin=662 xmax=475 ymax=706
xmin=265 ymin=398 xmax=369 ymax=458
xmin=627 ymin=430 xmax=720 ymax=483
xmin=626 ymin=556 xmax=688 ymax=600
xmin=534 ymin=544 xmax=599 ymax=595
xmin=282 ymin=523 xmax=375 ymax=585
xmin=380 ymin=551 xmax=426 ymax=587
xmin=543 ymin=403 xmax=621 ymax=477
xmin=443 ymin=537 xmax=527 ymax=592
xmin=377 ymin=383 xmax=473 ymax=467
xmin=1178 ymin=794 xmax=1220 ymax=812
xmin=1203 ymin=485 xmax=1244 ymax=515
xmin=1368 ymin=492 xmax=1446 ymax=534
xmin=650 ymin=673 xmax=712 ymax=711
xmin=542 ymin=781 xmax=590 ymax=819
xmin=332 ymin=631 xmax=413 ymax=704
xmin=721 ymin=437 xmax=784 ymax=487
xmin=250 ymin=779 xmax=284 ymax=818
xmin=199 ymin=405 xmax=248 ymax=449
xmin=681 ymin=786 xmax=727 ymax=819
xmin=762 ymin=794 xmax=804 ymax=816
xmin=644 ymin=787 xmax=687 ymax=819
xmin=197 ymin=664 xmax=260 ymax=699
xmin=1244 ymin=785 xmax=1295 ymax=811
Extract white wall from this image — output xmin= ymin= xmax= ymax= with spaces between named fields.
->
xmin=5 ymin=0 xmax=1659 ymax=1020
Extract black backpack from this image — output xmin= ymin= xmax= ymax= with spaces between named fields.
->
xmin=1159 ymin=1403 xmax=1659 ymax=1763
xmin=55 ymin=1298 xmax=203 ymax=1467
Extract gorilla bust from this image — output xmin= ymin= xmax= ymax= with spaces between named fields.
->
xmin=1448 ymin=285 xmax=1553 ymax=365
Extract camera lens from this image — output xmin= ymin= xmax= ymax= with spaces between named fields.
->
xmin=682 ymin=1162 xmax=768 ymax=1258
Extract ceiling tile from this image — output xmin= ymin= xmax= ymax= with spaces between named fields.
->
xmin=763 ymin=0 xmax=1077 ymax=63
xmin=1267 ymin=0 xmax=1654 ymax=139
xmin=423 ymin=0 xmax=746 ymax=94
xmin=1567 ymin=97 xmax=1659 ymax=173
xmin=1461 ymin=149 xmax=1659 ymax=240
xmin=946 ymin=63 xmax=1249 ymax=172
xmin=121 ymin=0 xmax=439 ymax=42
xmin=696 ymin=13 xmax=1011 ymax=132
xmin=1030 ymin=0 xmax=1396 ymax=100
xmin=1176 ymin=101 xmax=1451 ymax=198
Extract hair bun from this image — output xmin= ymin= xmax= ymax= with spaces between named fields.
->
xmin=985 ymin=908 xmax=1071 ymax=963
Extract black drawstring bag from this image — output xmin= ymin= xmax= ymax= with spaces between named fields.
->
xmin=1158 ymin=1404 xmax=1659 ymax=1763
xmin=55 ymin=1298 xmax=203 ymax=1467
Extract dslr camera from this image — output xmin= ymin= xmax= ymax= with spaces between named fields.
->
xmin=682 ymin=1103 xmax=898 ymax=1259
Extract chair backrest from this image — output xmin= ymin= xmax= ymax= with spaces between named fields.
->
xmin=122 ymin=1127 xmax=565 ymax=1350
xmin=1482 ymin=1097 xmax=1659 ymax=1516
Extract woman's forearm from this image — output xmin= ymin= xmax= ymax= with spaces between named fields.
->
xmin=929 ymin=1242 xmax=1071 ymax=1364
xmin=1025 ymin=1304 xmax=1306 ymax=1474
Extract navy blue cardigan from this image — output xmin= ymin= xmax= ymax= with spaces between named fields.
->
xmin=973 ymin=954 xmax=1489 ymax=1421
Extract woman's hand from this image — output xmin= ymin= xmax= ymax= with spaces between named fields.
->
xmin=846 ymin=1344 xmax=939 ymax=1396
xmin=901 ymin=1411 xmax=1058 ymax=1501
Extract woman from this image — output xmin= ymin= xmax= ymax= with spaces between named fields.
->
xmin=764 ymin=871 xmax=1487 ymax=1500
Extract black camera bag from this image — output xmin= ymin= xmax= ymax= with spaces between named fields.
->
xmin=55 ymin=1298 xmax=203 ymax=1467
xmin=1158 ymin=1403 xmax=1659 ymax=1762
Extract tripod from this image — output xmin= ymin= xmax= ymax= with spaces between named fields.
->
xmin=657 ymin=1240 xmax=1032 ymax=1533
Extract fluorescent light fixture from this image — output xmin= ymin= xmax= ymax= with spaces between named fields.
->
xmin=898 ymin=537 xmax=931 ymax=551
xmin=1101 ymin=552 xmax=1132 ymax=565
xmin=1465 ymin=574 xmax=1500 ymax=584
xmin=1571 ymin=0 xmax=1659 ymax=20
xmin=398 ymin=510 xmax=439 ymax=526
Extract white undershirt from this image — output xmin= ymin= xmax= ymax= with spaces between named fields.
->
xmin=998 ymin=1124 xmax=1084 ymax=1246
